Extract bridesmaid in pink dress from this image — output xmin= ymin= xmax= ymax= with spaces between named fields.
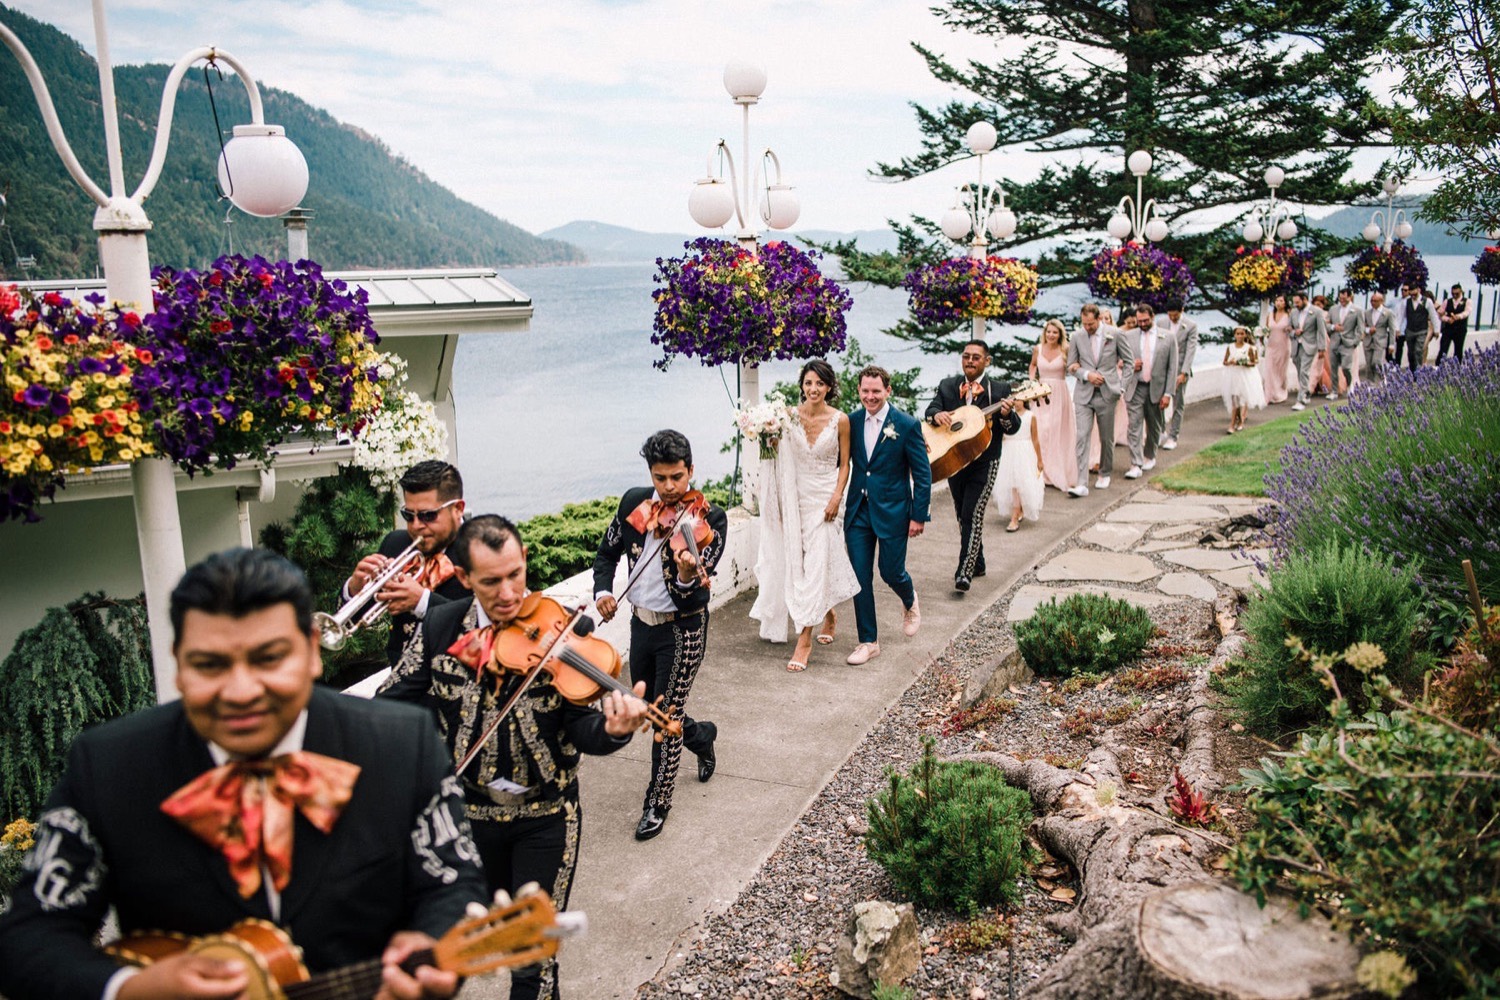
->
xmin=1261 ymin=294 xmax=1292 ymax=404
xmin=1028 ymin=319 xmax=1078 ymax=491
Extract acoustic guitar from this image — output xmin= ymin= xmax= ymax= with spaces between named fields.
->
xmin=921 ymin=379 xmax=1052 ymax=483
xmin=104 ymin=890 xmax=579 ymax=1000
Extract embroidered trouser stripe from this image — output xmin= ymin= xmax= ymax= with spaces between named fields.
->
xmin=630 ymin=612 xmax=713 ymax=811
xmin=950 ymin=457 xmax=997 ymax=580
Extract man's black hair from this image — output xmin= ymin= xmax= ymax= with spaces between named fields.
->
xmin=399 ymin=461 xmax=463 ymax=501
xmin=170 ymin=548 xmax=314 ymax=644
xmin=1134 ymin=302 xmax=1155 ymax=316
xmin=1164 ymin=297 xmax=1184 ymax=312
xmin=450 ymin=515 xmax=523 ymax=573
xmin=961 ymin=339 xmax=990 ymax=355
xmin=641 ymin=429 xmax=693 ymax=468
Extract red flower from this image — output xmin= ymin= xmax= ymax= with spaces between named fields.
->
xmin=120 ymin=312 xmax=141 ymax=329
xmin=209 ymin=320 xmax=232 ymax=334
xmin=63 ymin=334 xmax=80 ymax=345
xmin=43 ymin=292 xmax=63 ymax=307
xmin=258 ymin=272 xmax=275 ymax=289
xmin=0 ymin=420 xmax=10 ymax=434
xmin=34 ymin=336 xmax=53 ymax=351
xmin=135 ymin=348 xmax=154 ymax=365
xmin=208 ymin=272 xmax=224 ymax=287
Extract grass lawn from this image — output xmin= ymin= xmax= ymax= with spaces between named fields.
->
xmin=1156 ymin=407 xmax=1324 ymax=496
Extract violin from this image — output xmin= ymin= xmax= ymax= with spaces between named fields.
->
xmin=491 ymin=592 xmax=684 ymax=742
xmin=651 ymin=491 xmax=716 ymax=589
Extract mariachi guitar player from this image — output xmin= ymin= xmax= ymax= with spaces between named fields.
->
xmin=0 ymin=549 xmax=486 ymax=1000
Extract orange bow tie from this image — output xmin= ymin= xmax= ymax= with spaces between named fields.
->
xmin=417 ymin=552 xmax=456 ymax=590
xmin=447 ymin=624 xmax=497 ymax=680
xmin=161 ymin=752 xmax=361 ymax=898
xmin=964 ymin=381 xmax=985 ymax=401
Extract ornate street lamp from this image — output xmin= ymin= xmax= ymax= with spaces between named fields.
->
xmin=1362 ymin=176 xmax=1414 ymax=252
xmin=938 ymin=121 xmax=1020 ymax=340
xmin=1107 ymin=150 xmax=1170 ymax=244
xmin=1 ymin=0 xmax=309 ymax=698
xmin=1242 ymin=165 xmax=1300 ymax=326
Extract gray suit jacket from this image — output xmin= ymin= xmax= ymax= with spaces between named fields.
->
xmin=1292 ymin=307 xmax=1328 ymax=351
xmin=1364 ymin=305 xmax=1399 ymax=358
xmin=1122 ymin=326 xmax=1179 ymax=405
xmin=1066 ymin=324 xmax=1133 ymax=406
xmin=1330 ymin=303 xmax=1364 ymax=348
xmin=1156 ymin=315 xmax=1199 ymax=379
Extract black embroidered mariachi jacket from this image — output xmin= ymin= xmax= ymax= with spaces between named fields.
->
xmin=378 ymin=596 xmax=631 ymax=824
xmin=590 ymin=487 xmax=729 ymax=615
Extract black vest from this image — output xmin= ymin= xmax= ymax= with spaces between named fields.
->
xmin=1405 ymin=298 xmax=1429 ymax=334
xmin=1443 ymin=297 xmax=1468 ymax=334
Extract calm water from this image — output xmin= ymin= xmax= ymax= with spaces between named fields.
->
xmin=453 ymin=254 xmax=1484 ymax=519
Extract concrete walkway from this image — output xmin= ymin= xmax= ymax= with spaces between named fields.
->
xmin=466 ymin=390 xmax=1330 ymax=999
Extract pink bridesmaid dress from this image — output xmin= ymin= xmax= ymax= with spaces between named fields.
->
xmin=1033 ymin=349 xmax=1078 ymax=490
xmin=1261 ymin=312 xmax=1292 ymax=404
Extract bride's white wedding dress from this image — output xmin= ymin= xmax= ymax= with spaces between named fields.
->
xmin=749 ymin=413 xmax=862 ymax=642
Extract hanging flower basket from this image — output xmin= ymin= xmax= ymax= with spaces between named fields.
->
xmin=1225 ymin=244 xmax=1315 ymax=304
xmin=1472 ymin=245 xmax=1500 ymax=286
xmin=1085 ymin=242 xmax=1194 ymax=312
xmin=1 ymin=286 xmax=156 ymax=523
xmin=132 ymin=255 xmax=386 ymax=475
xmin=349 ymin=353 xmax=449 ymax=492
xmin=650 ymin=238 xmax=852 ymax=371
xmin=902 ymin=255 xmax=1039 ymax=326
xmin=1345 ymin=240 xmax=1429 ymax=293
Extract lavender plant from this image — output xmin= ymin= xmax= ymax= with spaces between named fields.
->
xmin=650 ymin=238 xmax=852 ymax=370
xmin=1264 ymin=346 xmax=1500 ymax=610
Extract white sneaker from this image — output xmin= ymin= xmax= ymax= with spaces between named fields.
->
xmin=1291 ymin=401 xmax=1306 ymax=412
xmin=1327 ymin=392 xmax=1339 ymax=400
xmin=1124 ymin=466 xmax=1142 ymax=479
xmin=846 ymin=642 xmax=881 ymax=665
xmin=1160 ymin=438 xmax=1178 ymax=450
xmin=903 ymin=595 xmax=921 ymax=637
xmin=1094 ymin=476 xmax=1111 ymax=489
xmin=1143 ymin=458 xmax=1157 ymax=471
xmin=1067 ymin=485 xmax=1090 ymax=498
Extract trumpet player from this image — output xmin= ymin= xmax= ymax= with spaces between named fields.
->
xmin=342 ymin=460 xmax=470 ymax=664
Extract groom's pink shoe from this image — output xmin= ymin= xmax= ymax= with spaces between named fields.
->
xmin=846 ymin=642 xmax=881 ymax=666
xmin=903 ymin=594 xmax=921 ymax=637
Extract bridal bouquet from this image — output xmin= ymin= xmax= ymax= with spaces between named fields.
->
xmin=735 ymin=401 xmax=796 ymax=460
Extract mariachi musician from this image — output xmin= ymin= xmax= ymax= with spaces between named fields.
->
xmin=0 ymin=549 xmax=484 ymax=1000
xmin=379 ymin=514 xmax=650 ymax=1000
xmin=593 ymin=429 xmax=728 ymax=842
xmin=342 ymin=461 xmax=472 ymax=665
xmin=924 ymin=339 xmax=1021 ymax=592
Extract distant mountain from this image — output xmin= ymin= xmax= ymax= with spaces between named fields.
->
xmin=540 ymin=221 xmax=900 ymax=263
xmin=0 ymin=4 xmax=582 ymax=278
xmin=1314 ymin=201 xmax=1485 ymax=255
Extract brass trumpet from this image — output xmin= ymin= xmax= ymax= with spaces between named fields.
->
xmin=314 ymin=540 xmax=422 ymax=650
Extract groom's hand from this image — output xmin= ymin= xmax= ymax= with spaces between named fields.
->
xmin=908 ymin=520 xmax=925 ymax=538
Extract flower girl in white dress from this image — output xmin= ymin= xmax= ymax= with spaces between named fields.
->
xmin=996 ymin=399 xmax=1046 ymax=531
xmin=1221 ymin=325 xmax=1266 ymax=433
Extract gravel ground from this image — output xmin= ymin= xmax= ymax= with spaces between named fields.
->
xmin=636 ymin=503 xmax=1255 ymax=1000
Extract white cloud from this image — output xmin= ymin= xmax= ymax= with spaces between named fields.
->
xmin=8 ymin=0 xmax=1014 ymax=235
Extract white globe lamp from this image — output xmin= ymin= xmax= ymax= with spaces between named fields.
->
xmin=1107 ymin=213 xmax=1133 ymax=241
xmin=1276 ymin=219 xmax=1298 ymax=241
xmin=1127 ymin=149 xmax=1153 ymax=177
xmin=723 ymin=62 xmax=767 ymax=102
xmin=762 ymin=184 xmax=800 ymax=230
xmin=987 ymin=208 xmax=1016 ymax=241
xmin=940 ymin=207 xmax=972 ymax=242
xmin=965 ymin=121 xmax=998 ymax=155
xmin=217 ymin=124 xmax=309 ymax=218
xmin=1362 ymin=222 xmax=1381 ymax=243
xmin=1395 ymin=220 xmax=1413 ymax=240
xmin=688 ymin=177 xmax=735 ymax=229
xmin=1143 ymin=216 xmax=1169 ymax=243
xmin=1264 ymin=165 xmax=1285 ymax=190
xmin=1242 ymin=220 xmax=1264 ymax=244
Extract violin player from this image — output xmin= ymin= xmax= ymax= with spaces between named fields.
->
xmin=592 ymin=429 xmax=729 ymax=842
xmin=0 ymin=548 xmax=485 ymax=1000
xmin=341 ymin=460 xmax=472 ymax=666
xmin=925 ymin=340 xmax=1020 ymax=592
xmin=379 ymin=514 xmax=649 ymax=1000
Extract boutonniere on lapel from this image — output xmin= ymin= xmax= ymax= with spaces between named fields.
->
xmin=881 ymin=425 xmax=899 ymax=442
xmin=1103 ymin=333 xmax=1114 ymax=343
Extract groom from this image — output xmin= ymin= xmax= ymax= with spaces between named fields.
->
xmin=844 ymin=365 xmax=931 ymax=666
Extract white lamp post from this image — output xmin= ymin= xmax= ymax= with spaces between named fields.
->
xmin=1362 ymin=176 xmax=1414 ymax=252
xmin=1 ymin=1 xmax=309 ymax=700
xmin=939 ymin=121 xmax=1020 ymax=341
xmin=687 ymin=61 xmax=801 ymax=413
xmin=1107 ymin=149 xmax=1170 ymax=245
xmin=1241 ymin=165 xmax=1300 ymax=326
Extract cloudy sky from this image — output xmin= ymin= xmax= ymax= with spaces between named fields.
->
xmin=12 ymin=0 xmax=1047 ymax=237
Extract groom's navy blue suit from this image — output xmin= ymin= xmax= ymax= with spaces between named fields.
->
xmin=845 ymin=404 xmax=932 ymax=643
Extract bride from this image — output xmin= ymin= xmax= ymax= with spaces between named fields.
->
xmin=750 ymin=359 xmax=862 ymax=672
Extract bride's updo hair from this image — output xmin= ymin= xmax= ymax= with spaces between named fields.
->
xmin=798 ymin=359 xmax=839 ymax=402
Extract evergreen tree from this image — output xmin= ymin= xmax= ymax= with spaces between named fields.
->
xmin=821 ymin=0 xmax=1405 ymax=364
xmin=1382 ymin=0 xmax=1500 ymax=235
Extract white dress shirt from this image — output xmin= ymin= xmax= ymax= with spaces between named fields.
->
xmin=1138 ymin=328 xmax=1156 ymax=383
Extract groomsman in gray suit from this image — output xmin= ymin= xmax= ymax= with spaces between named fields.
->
xmin=1362 ymin=292 xmax=1398 ymax=383
xmin=1327 ymin=288 xmax=1364 ymax=399
xmin=1156 ymin=297 xmax=1197 ymax=449
xmin=1122 ymin=303 xmax=1178 ymax=479
xmin=1290 ymin=291 xmax=1327 ymax=411
xmin=1066 ymin=303 xmax=1134 ymax=498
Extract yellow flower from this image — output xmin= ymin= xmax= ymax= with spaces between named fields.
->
xmin=47 ymin=424 xmax=64 ymax=438
xmin=1 ymin=818 xmax=35 ymax=851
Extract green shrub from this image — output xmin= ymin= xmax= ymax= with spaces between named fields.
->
xmin=518 ymin=497 xmax=620 ymax=591
xmin=1232 ymin=706 xmax=1500 ymax=998
xmin=1225 ymin=543 xmax=1423 ymax=737
xmin=865 ymin=740 xmax=1034 ymax=915
xmin=0 ymin=594 xmax=153 ymax=818
xmin=1013 ymin=592 xmax=1154 ymax=677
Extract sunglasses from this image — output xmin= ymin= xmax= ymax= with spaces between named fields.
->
xmin=400 ymin=498 xmax=461 ymax=524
